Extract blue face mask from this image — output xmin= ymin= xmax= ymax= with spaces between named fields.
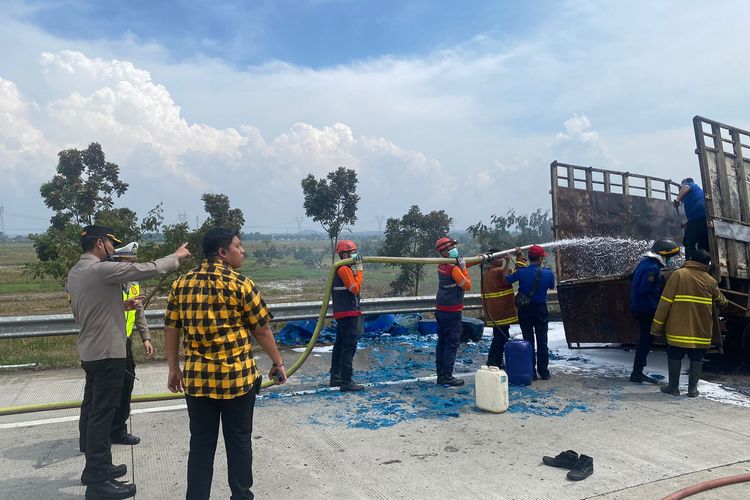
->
xmin=350 ymin=252 xmax=358 ymax=260
xmin=448 ymin=248 xmax=459 ymax=258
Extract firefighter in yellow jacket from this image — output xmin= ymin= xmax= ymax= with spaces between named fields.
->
xmin=481 ymin=249 xmax=527 ymax=368
xmin=111 ymin=242 xmax=153 ymax=445
xmin=651 ymin=249 xmax=728 ymax=397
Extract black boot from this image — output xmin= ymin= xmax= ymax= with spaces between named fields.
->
xmin=110 ymin=433 xmax=140 ymax=446
xmin=437 ymin=376 xmax=465 ymax=387
xmin=329 ymin=371 xmax=342 ymax=387
xmin=688 ymin=361 xmax=702 ymax=398
xmin=85 ymin=479 xmax=136 ymax=499
xmin=340 ymin=382 xmax=365 ymax=392
xmin=660 ymin=358 xmax=681 ymax=396
xmin=630 ymin=370 xmax=659 ymax=384
xmin=567 ymin=454 xmax=594 ymax=481
xmin=542 ymin=450 xmax=579 ymax=469
xmin=81 ymin=464 xmax=128 ymax=485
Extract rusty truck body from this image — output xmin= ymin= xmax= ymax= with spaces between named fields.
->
xmin=551 ymin=116 xmax=750 ymax=361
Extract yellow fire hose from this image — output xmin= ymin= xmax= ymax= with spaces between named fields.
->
xmin=0 ymin=246 xmax=532 ymax=417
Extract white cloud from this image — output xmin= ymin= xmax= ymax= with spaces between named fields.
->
xmin=2 ymin=1 xmax=750 ymax=232
xmin=0 ymin=77 xmax=51 ymax=176
xmin=553 ymin=113 xmax=620 ymax=168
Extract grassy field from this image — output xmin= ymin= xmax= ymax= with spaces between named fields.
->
xmin=0 ymin=241 xmax=481 ymax=368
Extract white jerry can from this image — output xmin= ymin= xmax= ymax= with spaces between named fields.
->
xmin=475 ymin=365 xmax=509 ymax=413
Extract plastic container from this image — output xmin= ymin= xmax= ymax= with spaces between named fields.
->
xmin=364 ymin=314 xmax=396 ymax=334
xmin=417 ymin=319 xmax=438 ymax=335
xmin=504 ymin=339 xmax=533 ymax=386
xmin=475 ymin=365 xmax=509 ymax=413
xmin=461 ymin=317 xmax=485 ymax=342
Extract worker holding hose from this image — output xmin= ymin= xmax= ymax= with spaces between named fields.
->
xmin=330 ymin=240 xmax=366 ymax=391
xmin=481 ymin=250 xmax=527 ymax=368
xmin=434 ymin=237 xmax=473 ymax=386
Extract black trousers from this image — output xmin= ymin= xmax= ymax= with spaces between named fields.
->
xmin=330 ymin=315 xmax=363 ymax=383
xmin=683 ymin=217 xmax=709 ymax=260
xmin=79 ymin=358 xmax=126 ymax=483
xmin=111 ymin=336 xmax=135 ymax=438
xmin=185 ymin=391 xmax=257 ymax=500
xmin=435 ymin=310 xmax=462 ymax=379
xmin=487 ymin=325 xmax=510 ymax=368
xmin=632 ymin=313 xmax=654 ymax=371
xmin=518 ymin=302 xmax=550 ymax=378
xmin=667 ymin=345 xmax=705 ymax=362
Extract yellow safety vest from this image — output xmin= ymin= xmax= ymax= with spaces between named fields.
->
xmin=123 ymin=283 xmax=140 ymax=338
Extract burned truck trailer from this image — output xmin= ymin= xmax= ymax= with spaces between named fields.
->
xmin=551 ymin=116 xmax=750 ymax=361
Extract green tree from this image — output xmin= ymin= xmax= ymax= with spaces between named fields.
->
xmin=201 ymin=193 xmax=245 ymax=231
xmin=137 ymin=194 xmax=245 ymax=306
xmin=28 ymin=143 xmax=161 ymax=281
xmin=301 ymin=166 xmax=360 ymax=262
xmin=379 ymin=205 xmax=453 ymax=296
xmin=467 ymin=208 xmax=553 ymax=251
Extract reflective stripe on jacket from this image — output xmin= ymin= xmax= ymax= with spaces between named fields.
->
xmin=332 ymin=265 xmax=362 ymax=319
xmin=122 ymin=282 xmax=140 ymax=338
xmin=481 ymin=266 xmax=518 ymax=326
xmin=436 ymin=264 xmax=465 ymax=312
xmin=651 ymin=261 xmax=728 ymax=348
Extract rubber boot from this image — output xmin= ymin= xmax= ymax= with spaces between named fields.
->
xmin=660 ymin=358 xmax=681 ymax=396
xmin=688 ymin=361 xmax=702 ymax=398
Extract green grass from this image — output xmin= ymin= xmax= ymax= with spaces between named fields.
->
xmin=0 ymin=240 xmax=484 ymax=367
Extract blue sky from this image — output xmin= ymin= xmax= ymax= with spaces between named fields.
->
xmin=1 ymin=1 xmax=749 ymax=235
xmin=22 ymin=1 xmax=550 ymax=68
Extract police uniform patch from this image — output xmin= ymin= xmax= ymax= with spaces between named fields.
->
xmin=647 ymin=273 xmax=656 ymax=282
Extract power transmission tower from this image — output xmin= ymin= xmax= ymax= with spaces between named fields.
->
xmin=195 ymin=216 xmax=199 ymax=230
xmin=0 ymin=204 xmax=5 ymax=241
xmin=177 ymin=211 xmax=188 ymax=225
xmin=295 ymin=216 xmax=304 ymax=233
xmin=376 ymin=215 xmax=385 ymax=233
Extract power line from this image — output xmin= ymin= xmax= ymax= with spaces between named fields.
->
xmin=376 ymin=215 xmax=385 ymax=232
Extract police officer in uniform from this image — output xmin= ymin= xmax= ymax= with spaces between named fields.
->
xmin=67 ymin=225 xmax=189 ymax=499
xmin=629 ymin=238 xmax=681 ymax=383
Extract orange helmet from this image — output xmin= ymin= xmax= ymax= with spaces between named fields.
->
xmin=435 ymin=237 xmax=457 ymax=253
xmin=335 ymin=240 xmax=357 ymax=253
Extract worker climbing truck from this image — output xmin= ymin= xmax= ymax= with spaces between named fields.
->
xmin=551 ymin=116 xmax=750 ymax=364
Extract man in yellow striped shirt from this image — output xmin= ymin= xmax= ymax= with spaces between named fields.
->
xmin=651 ymin=250 xmax=728 ymax=397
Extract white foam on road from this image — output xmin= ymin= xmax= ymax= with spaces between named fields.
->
xmin=535 ymin=322 xmax=750 ymax=408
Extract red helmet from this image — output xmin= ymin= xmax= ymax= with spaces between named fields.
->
xmin=528 ymin=244 xmax=547 ymax=258
xmin=435 ymin=237 xmax=457 ymax=253
xmin=335 ymin=240 xmax=357 ymax=253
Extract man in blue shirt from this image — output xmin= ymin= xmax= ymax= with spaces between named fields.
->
xmin=506 ymin=245 xmax=556 ymax=380
xmin=629 ymin=238 xmax=681 ymax=383
xmin=673 ymin=177 xmax=708 ymax=260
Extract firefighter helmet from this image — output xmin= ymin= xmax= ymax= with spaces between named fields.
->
xmin=435 ymin=237 xmax=457 ymax=253
xmin=335 ymin=240 xmax=357 ymax=254
xmin=651 ymin=238 xmax=680 ymax=258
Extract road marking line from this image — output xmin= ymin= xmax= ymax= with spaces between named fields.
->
xmin=0 ymin=373 xmax=473 ymax=429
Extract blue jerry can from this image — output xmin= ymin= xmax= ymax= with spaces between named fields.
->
xmin=504 ymin=339 xmax=533 ymax=386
